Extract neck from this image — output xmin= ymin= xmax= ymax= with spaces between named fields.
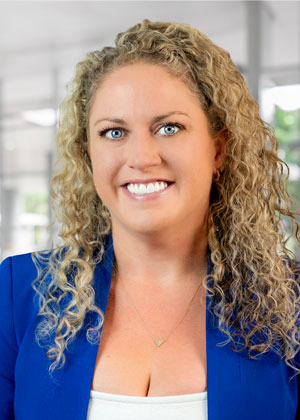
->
xmin=110 ymin=222 xmax=209 ymax=290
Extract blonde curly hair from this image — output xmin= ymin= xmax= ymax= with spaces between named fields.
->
xmin=32 ymin=18 xmax=300 ymax=377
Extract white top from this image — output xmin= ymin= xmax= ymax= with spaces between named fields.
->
xmin=87 ymin=390 xmax=208 ymax=420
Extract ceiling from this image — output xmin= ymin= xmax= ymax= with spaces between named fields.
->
xmin=0 ymin=1 xmax=299 ymax=116
xmin=0 ymin=1 xmax=299 ymax=74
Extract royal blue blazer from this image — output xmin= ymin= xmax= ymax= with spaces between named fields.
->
xmin=0 ymin=230 xmax=300 ymax=420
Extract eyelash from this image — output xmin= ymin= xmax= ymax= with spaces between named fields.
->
xmin=97 ymin=122 xmax=184 ymax=140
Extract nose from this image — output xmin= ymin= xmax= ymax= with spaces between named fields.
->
xmin=126 ymin=130 xmax=162 ymax=170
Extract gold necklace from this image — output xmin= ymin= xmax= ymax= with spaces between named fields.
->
xmin=118 ymin=274 xmax=204 ymax=348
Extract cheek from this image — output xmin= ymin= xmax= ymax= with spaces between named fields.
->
xmin=90 ymin=144 xmax=110 ymax=178
xmin=180 ymin=141 xmax=214 ymax=173
xmin=90 ymin=153 xmax=119 ymax=196
xmin=91 ymin=171 xmax=112 ymax=207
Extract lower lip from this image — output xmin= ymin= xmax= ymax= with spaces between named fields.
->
xmin=121 ymin=183 xmax=175 ymax=200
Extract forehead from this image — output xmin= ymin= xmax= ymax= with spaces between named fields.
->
xmin=90 ymin=62 xmax=202 ymax=117
xmin=101 ymin=62 xmax=179 ymax=83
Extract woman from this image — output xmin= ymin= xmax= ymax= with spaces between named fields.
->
xmin=0 ymin=18 xmax=300 ymax=420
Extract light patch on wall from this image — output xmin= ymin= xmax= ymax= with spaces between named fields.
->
xmin=22 ymin=108 xmax=57 ymax=127
xmin=261 ymin=84 xmax=300 ymax=121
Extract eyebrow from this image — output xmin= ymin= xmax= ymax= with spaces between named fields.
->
xmin=93 ymin=111 xmax=190 ymax=127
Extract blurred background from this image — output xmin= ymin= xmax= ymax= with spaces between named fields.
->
xmin=0 ymin=0 xmax=299 ymax=261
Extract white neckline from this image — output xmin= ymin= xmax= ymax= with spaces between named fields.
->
xmin=90 ymin=390 xmax=207 ymax=404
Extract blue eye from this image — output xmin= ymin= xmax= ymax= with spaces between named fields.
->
xmin=100 ymin=128 xmax=123 ymax=139
xmin=158 ymin=123 xmax=181 ymax=135
xmin=98 ymin=122 xmax=183 ymax=140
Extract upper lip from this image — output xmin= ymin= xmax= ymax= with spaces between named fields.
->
xmin=122 ymin=178 xmax=174 ymax=186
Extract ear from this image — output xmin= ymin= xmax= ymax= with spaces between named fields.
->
xmin=213 ymin=128 xmax=227 ymax=171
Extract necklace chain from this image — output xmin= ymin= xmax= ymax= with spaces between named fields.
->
xmin=118 ymin=274 xmax=204 ymax=348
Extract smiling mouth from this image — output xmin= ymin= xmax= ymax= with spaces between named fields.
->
xmin=121 ymin=181 xmax=175 ymax=199
xmin=123 ymin=181 xmax=174 ymax=187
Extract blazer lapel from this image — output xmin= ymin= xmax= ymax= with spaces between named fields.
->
xmin=78 ymin=231 xmax=116 ymax=419
xmin=48 ymin=231 xmax=115 ymax=420
xmin=205 ymin=251 xmax=242 ymax=420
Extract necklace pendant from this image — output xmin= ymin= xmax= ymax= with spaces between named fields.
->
xmin=155 ymin=339 xmax=164 ymax=347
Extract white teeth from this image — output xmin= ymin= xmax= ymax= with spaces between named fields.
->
xmin=126 ymin=181 xmax=169 ymax=195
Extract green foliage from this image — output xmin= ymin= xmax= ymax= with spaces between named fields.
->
xmin=24 ymin=192 xmax=48 ymax=215
xmin=272 ymin=105 xmax=300 ymax=256
xmin=272 ymin=106 xmax=300 ymax=192
xmin=273 ymin=107 xmax=300 ymax=141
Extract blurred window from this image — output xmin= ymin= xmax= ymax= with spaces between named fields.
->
xmin=261 ymin=85 xmax=300 ymax=258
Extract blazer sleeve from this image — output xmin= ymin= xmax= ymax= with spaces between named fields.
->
xmin=0 ymin=257 xmax=18 ymax=419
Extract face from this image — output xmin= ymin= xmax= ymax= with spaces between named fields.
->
xmin=88 ymin=62 xmax=225 ymax=237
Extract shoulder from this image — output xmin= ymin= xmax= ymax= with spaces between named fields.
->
xmin=0 ymin=251 xmax=41 ymax=304
xmin=0 ymin=250 xmax=54 ymax=346
xmin=0 ymin=250 xmax=52 ymax=302
xmin=0 ymin=250 xmax=46 ymax=282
